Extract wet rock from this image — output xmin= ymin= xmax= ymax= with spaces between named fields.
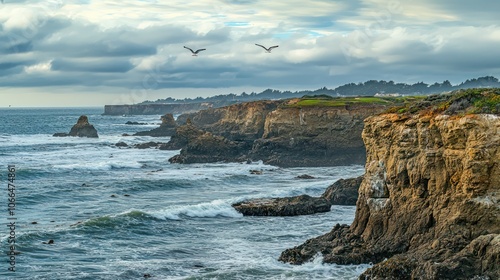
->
xmin=125 ymin=121 xmax=147 ymax=125
xmin=232 ymin=195 xmax=331 ymax=216
xmin=296 ymin=174 xmax=315 ymax=179
xmin=115 ymin=141 xmax=128 ymax=147
xmin=321 ymin=176 xmax=363 ymax=205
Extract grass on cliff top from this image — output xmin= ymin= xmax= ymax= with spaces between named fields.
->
xmin=285 ymin=95 xmax=425 ymax=108
xmin=385 ymin=88 xmax=500 ymax=115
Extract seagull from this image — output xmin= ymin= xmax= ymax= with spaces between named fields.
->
xmin=255 ymin=44 xmax=279 ymax=53
xmin=184 ymin=46 xmax=206 ymax=56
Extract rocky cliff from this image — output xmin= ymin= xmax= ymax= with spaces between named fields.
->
xmin=171 ymin=97 xmax=399 ymax=167
xmin=250 ymin=101 xmax=385 ymax=166
xmin=279 ymin=89 xmax=500 ymax=279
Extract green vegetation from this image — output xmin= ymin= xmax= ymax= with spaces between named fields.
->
xmin=385 ymin=88 xmax=500 ymax=115
xmin=287 ymin=95 xmax=426 ymax=108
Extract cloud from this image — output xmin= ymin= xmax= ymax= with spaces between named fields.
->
xmin=0 ymin=0 xmax=499 ymax=106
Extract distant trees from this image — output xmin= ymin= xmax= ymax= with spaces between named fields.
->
xmin=140 ymin=76 xmax=500 ymax=104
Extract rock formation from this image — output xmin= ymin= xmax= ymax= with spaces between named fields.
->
xmin=279 ymin=89 xmax=500 ymax=279
xmin=134 ymin=114 xmax=177 ymax=137
xmin=53 ymin=115 xmax=98 ymax=138
xmin=321 ymin=176 xmax=363 ymax=205
xmin=169 ymin=97 xmax=395 ymax=167
xmin=232 ymin=195 xmax=331 ymax=216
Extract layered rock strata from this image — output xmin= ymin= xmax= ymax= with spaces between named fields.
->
xmin=232 ymin=195 xmax=331 ymax=216
xmin=279 ymin=90 xmax=500 ymax=279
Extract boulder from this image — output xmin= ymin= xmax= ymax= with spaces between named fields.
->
xmin=232 ymin=195 xmax=331 ymax=216
xmin=321 ymin=176 xmax=363 ymax=205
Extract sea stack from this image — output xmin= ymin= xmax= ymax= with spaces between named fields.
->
xmin=53 ymin=115 xmax=99 ymax=138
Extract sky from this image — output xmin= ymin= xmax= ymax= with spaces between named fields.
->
xmin=1 ymin=0 xmax=500 ymax=107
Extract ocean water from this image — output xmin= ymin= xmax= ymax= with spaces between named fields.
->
xmin=0 ymin=108 xmax=369 ymax=280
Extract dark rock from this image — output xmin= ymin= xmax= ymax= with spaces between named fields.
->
xmin=134 ymin=114 xmax=177 ymax=137
xmin=125 ymin=121 xmax=147 ymax=125
xmin=133 ymin=142 xmax=166 ymax=149
xmin=321 ymin=176 xmax=363 ymax=205
xmin=53 ymin=115 xmax=98 ymax=138
xmin=250 ymin=170 xmax=262 ymax=175
xmin=159 ymin=119 xmax=204 ymax=150
xmin=53 ymin=132 xmax=69 ymax=137
xmin=168 ymin=131 xmax=250 ymax=164
xmin=232 ymin=195 xmax=331 ymax=216
xmin=115 ymin=142 xmax=128 ymax=147
xmin=69 ymin=115 xmax=99 ymax=137
xmin=296 ymin=174 xmax=315 ymax=179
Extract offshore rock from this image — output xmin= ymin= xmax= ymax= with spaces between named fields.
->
xmin=280 ymin=90 xmax=500 ymax=279
xmin=232 ymin=195 xmax=331 ymax=216
xmin=134 ymin=114 xmax=176 ymax=137
xmin=321 ymin=176 xmax=363 ymax=205
xmin=53 ymin=115 xmax=98 ymax=138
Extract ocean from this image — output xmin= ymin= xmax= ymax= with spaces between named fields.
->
xmin=0 ymin=107 xmax=369 ymax=279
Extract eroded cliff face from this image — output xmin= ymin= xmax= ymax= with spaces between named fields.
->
xmin=280 ymin=112 xmax=500 ymax=279
xmin=173 ymin=99 xmax=389 ymax=167
xmin=177 ymin=100 xmax=281 ymax=141
xmin=251 ymin=103 xmax=385 ymax=166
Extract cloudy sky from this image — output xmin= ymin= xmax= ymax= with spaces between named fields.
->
xmin=1 ymin=0 xmax=500 ymax=107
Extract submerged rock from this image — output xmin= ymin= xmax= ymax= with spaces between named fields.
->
xmin=53 ymin=115 xmax=98 ymax=138
xmin=232 ymin=195 xmax=331 ymax=216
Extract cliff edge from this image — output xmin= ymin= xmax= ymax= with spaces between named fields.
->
xmin=279 ymin=89 xmax=500 ymax=279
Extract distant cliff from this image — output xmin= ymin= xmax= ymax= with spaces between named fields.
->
xmin=103 ymin=101 xmax=237 ymax=115
xmin=279 ymin=89 xmax=500 ymax=279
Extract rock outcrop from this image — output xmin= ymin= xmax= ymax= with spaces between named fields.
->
xmin=321 ymin=176 xmax=363 ymax=205
xmin=249 ymin=102 xmax=384 ymax=167
xmin=232 ymin=195 xmax=331 ymax=216
xmin=169 ymin=97 xmax=393 ymax=167
xmin=53 ymin=115 xmax=98 ymax=138
xmin=134 ymin=114 xmax=176 ymax=137
xmin=279 ymin=89 xmax=500 ymax=279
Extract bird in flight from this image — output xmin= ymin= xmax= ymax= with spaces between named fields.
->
xmin=255 ymin=44 xmax=279 ymax=53
xmin=184 ymin=46 xmax=206 ymax=56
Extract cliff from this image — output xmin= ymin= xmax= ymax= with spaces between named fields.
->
xmin=250 ymin=100 xmax=386 ymax=166
xmin=171 ymin=96 xmax=407 ymax=167
xmin=279 ymin=89 xmax=500 ymax=279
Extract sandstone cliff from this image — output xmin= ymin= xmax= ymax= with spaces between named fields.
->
xmin=171 ymin=97 xmax=397 ymax=167
xmin=279 ymin=89 xmax=500 ymax=279
xmin=250 ymin=101 xmax=385 ymax=166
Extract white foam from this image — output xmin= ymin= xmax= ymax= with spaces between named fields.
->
xmin=151 ymin=199 xmax=243 ymax=220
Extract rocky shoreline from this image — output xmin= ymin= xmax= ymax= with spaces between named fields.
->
xmin=279 ymin=89 xmax=500 ymax=279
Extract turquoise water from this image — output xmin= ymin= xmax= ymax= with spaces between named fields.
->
xmin=0 ymin=108 xmax=368 ymax=279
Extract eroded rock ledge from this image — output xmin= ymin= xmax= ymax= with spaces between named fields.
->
xmin=280 ymin=89 xmax=500 ymax=279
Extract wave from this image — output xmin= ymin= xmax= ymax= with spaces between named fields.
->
xmin=52 ymin=160 xmax=144 ymax=170
xmin=151 ymin=199 xmax=243 ymax=220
